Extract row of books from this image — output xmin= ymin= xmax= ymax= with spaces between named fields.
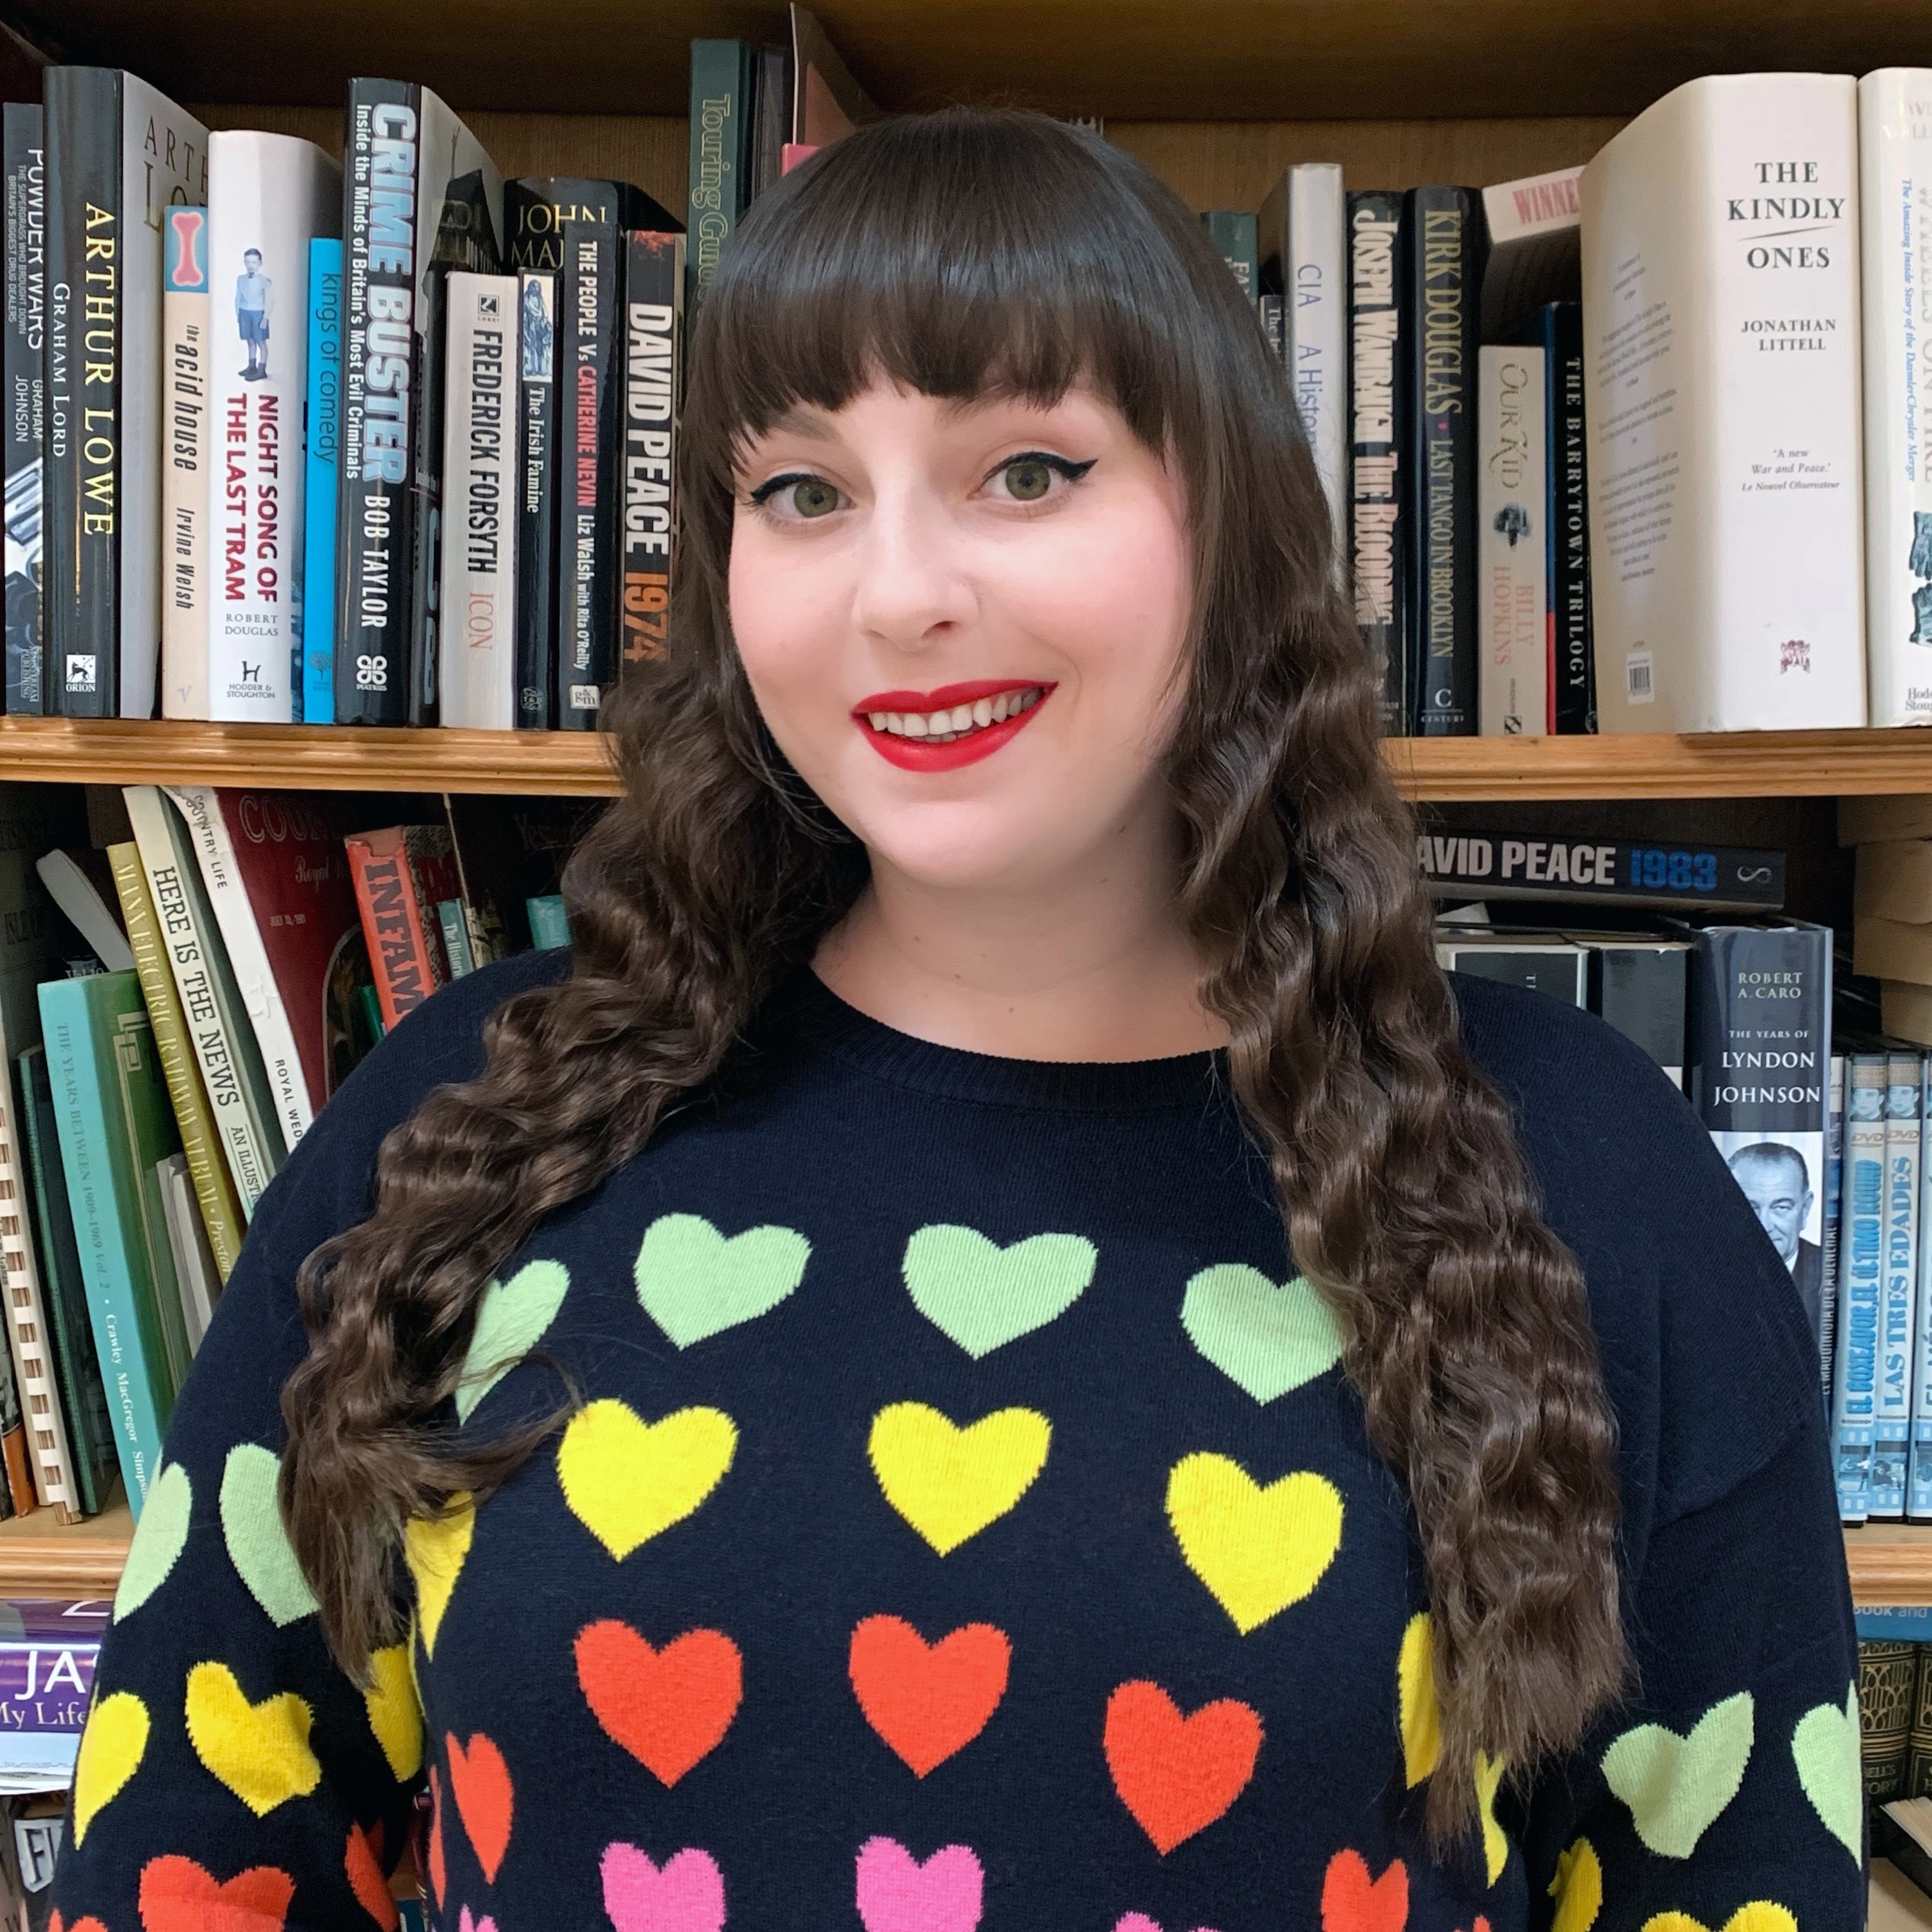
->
xmin=1862 ymin=1633 xmax=1932 ymax=1803
xmin=0 ymin=783 xmax=578 ymax=1525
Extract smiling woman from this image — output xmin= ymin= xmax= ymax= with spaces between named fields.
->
xmin=50 ymin=109 xmax=1860 ymax=1932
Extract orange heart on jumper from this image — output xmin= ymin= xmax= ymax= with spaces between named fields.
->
xmin=50 ymin=1915 xmax=109 ymax=1932
xmin=1103 ymin=1680 xmax=1263 ymax=1855
xmin=427 ymin=1765 xmax=448 ymax=1907
xmin=849 ymin=1615 xmax=1011 ymax=1777
xmin=575 ymin=1620 xmax=742 ymax=1786
xmin=445 ymin=1731 xmax=514 ymax=1885
xmin=345 ymin=1823 xmax=398 ymax=1929
xmin=1320 ymin=1847 xmax=1410 ymax=1932
xmin=136 ymin=1853 xmax=296 ymax=1932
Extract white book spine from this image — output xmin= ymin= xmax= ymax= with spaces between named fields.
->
xmin=1582 ymin=72 xmax=1866 ymax=733
xmin=1285 ymin=164 xmax=1348 ymax=555
xmin=0 ymin=1053 xmax=73 ymax=1512
xmin=204 ymin=131 xmax=340 ymax=723
xmin=163 ymin=785 xmax=310 ymax=1144
xmin=1877 ymin=1054 xmax=1922 ymax=1515
xmin=1835 ymin=1057 xmax=1886 ymax=1521
xmin=439 ymin=273 xmax=519 ymax=730
xmin=1859 ymin=70 xmax=1932 ymax=724
xmin=1477 ymin=344 xmax=1549 ymax=736
xmin=160 ymin=210 xmax=210 ymax=719
xmin=118 ymin=77 xmax=208 ymax=720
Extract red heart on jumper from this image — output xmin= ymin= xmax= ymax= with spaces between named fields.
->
xmin=345 ymin=1822 xmax=398 ymax=1929
xmin=136 ymin=1854 xmax=296 ymax=1932
xmin=1103 ymin=1680 xmax=1262 ymax=1855
xmin=849 ymin=1616 xmax=1011 ymax=1777
xmin=575 ymin=1620 xmax=742 ymax=1786
xmin=445 ymin=1732 xmax=514 ymax=1886
xmin=1319 ymin=1847 xmax=1409 ymax=1932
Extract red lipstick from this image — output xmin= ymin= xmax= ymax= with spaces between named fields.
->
xmin=852 ymin=680 xmax=1054 ymax=772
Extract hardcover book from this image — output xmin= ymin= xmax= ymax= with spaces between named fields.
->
xmin=687 ymin=40 xmax=755 ymax=317
xmin=1582 ymin=73 xmax=1866 ymax=733
xmin=1882 ymin=1049 xmax=1923 ymax=1515
xmin=41 ymin=66 xmax=208 ymax=719
xmin=1834 ymin=1054 xmax=1882 ymax=1521
xmin=514 ymin=268 xmax=556 ymax=727
xmin=158 ymin=205 xmax=210 ymax=719
xmin=1523 ymin=302 xmax=1595 ymax=734
xmin=1200 ymin=210 xmax=1259 ymax=307
xmin=1258 ymin=165 xmax=1347 ymax=549
xmin=790 ymin=6 xmax=878 ymax=148
xmin=1824 ymin=1051 xmax=1845 ymax=1409
xmin=3 ymin=104 xmax=45 ymax=714
xmin=333 ymin=81 xmax=502 ymax=726
xmin=1347 ymin=191 xmax=1407 ymax=732
xmin=346 ymin=825 xmax=459 ymax=1030
xmin=204 ymin=130 xmax=340 ymax=722
xmin=1478 ymin=164 xmax=1582 ymax=343
xmin=1476 ymin=343 xmax=1547 ymax=736
xmin=621 ymin=232 xmax=682 ymax=674
xmin=1415 ymin=827 xmax=1784 ymax=910
xmin=302 ymin=236 xmax=342 ymax=724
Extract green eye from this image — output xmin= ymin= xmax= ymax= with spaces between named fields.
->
xmin=790 ymin=479 xmax=840 ymax=518
xmin=1001 ymin=459 xmax=1052 ymax=502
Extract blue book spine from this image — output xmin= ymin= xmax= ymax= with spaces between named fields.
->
xmin=1831 ymin=1054 xmax=1884 ymax=1521
xmin=37 ymin=978 xmax=171 ymax=1519
xmin=302 ymin=237 xmax=343 ymax=725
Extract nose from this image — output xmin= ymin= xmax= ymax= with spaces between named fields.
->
xmin=848 ymin=482 xmax=977 ymax=654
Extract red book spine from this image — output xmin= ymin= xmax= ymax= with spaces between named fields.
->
xmin=346 ymin=829 xmax=458 ymax=1031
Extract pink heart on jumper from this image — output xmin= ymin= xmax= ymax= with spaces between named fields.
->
xmin=600 ymin=1842 xmax=727 ymax=1932
xmin=1114 ymin=1917 xmax=1221 ymax=1932
xmin=855 ymin=1836 xmax=984 ymax=1932
xmin=458 ymin=1912 xmax=498 ymax=1932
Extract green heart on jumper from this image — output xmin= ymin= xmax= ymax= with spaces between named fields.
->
xmin=1791 ymin=1681 xmax=1861 ymax=1862
xmin=456 ymin=1259 xmax=571 ymax=1422
xmin=114 ymin=1459 xmax=193 ymax=1622
xmin=1180 ymin=1264 xmax=1344 ymax=1404
xmin=1600 ymin=1689 xmax=1754 ymax=1858
xmin=902 ymin=1225 xmax=1097 ymax=1360
xmin=220 ymin=1443 xmax=319 ymax=1627
xmin=635 ymin=1213 xmax=809 ymax=1350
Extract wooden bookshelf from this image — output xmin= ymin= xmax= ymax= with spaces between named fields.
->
xmin=11 ymin=715 xmax=1932 ymax=803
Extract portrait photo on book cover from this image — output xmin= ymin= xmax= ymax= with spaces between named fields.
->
xmin=1715 ymin=1129 xmax=1823 ymax=1337
xmin=236 ymin=245 xmax=272 ymax=380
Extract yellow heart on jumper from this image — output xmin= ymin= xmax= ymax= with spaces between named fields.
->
xmin=1639 ymin=1908 xmax=1797 ymax=1932
xmin=557 ymin=1399 xmax=737 ymax=1560
xmin=72 ymin=1690 xmax=150 ymax=1845
xmin=1477 ymin=1749 xmax=1510 ymax=1883
xmin=364 ymin=1642 xmax=423 ymax=1782
xmin=1165 ymin=1452 xmax=1342 ymax=1634
xmin=1398 ymin=1611 xmax=1441 ymax=1787
xmin=183 ymin=1660 xmax=322 ymax=1817
xmin=1549 ymin=1835 xmax=1603 ymax=1932
xmin=868 ymin=1403 xmax=1051 ymax=1556
xmin=404 ymin=1493 xmax=475 ymax=1659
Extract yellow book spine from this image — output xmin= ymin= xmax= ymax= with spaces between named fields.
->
xmin=108 ymin=844 xmax=245 ymax=1284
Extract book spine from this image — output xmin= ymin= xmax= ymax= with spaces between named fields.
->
xmin=1544 ymin=303 xmax=1595 ymax=734
xmin=555 ymin=216 xmax=621 ymax=725
xmin=158 ymin=207 xmax=209 ymax=719
xmin=162 ymin=785 xmax=310 ymax=1144
xmin=1834 ymin=1054 xmax=1884 ymax=1521
xmin=1348 ymin=191 xmax=1406 ymax=733
xmin=302 ymin=236 xmax=342 ymax=724
xmin=19 ymin=1048 xmax=116 ymax=1517
xmin=37 ymin=978 xmax=171 ymax=1517
xmin=405 ymin=261 xmax=450 ymax=726
xmin=620 ymin=232 xmax=682 ymax=674
xmin=334 ymin=80 xmax=422 ymax=726
xmin=3 ymin=104 xmax=46 ymax=714
xmin=0 ymin=1058 xmax=69 ymax=1513
xmin=107 ymin=843 xmax=243 ymax=1281
xmin=514 ymin=269 xmax=555 ymax=727
xmin=1286 ymin=164 xmax=1348 ymax=553
xmin=527 ymin=894 xmax=569 ymax=948
xmin=1404 ymin=186 xmax=1479 ymax=736
xmin=1859 ymin=69 xmax=1932 ymax=724
xmin=686 ymin=40 xmax=751 ymax=318
xmin=1258 ymin=293 xmax=1282 ymax=360
xmin=43 ymin=67 xmax=119 ymax=719
xmin=1823 ymin=1050 xmax=1844 ymax=1411
xmin=438 ymin=273 xmax=518 ymax=729
xmin=1477 ymin=345 xmax=1548 ymax=737
xmin=1201 ymin=210 xmax=1259 ymax=306
xmin=435 ymin=898 xmax=473 ymax=976
xmin=348 ymin=832 xmax=449 ymax=1030
xmin=1881 ymin=1051 xmax=1923 ymax=1516
xmin=1912 ymin=1053 xmax=1932 ymax=1516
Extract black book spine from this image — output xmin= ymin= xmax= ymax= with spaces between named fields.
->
xmin=43 ymin=66 xmax=119 ymax=719
xmin=1348 ymin=191 xmax=1406 ymax=735
xmin=554 ymin=215 xmax=620 ymax=726
xmin=4 ymin=104 xmax=45 ymax=713
xmin=514 ymin=268 xmax=556 ymax=728
xmin=334 ymin=78 xmax=422 ymax=726
xmin=620 ymin=232 xmax=681 ymax=676
xmin=1548 ymin=301 xmax=1595 ymax=734
xmin=1402 ymin=185 xmax=1481 ymax=736
xmin=405 ymin=262 xmax=449 ymax=725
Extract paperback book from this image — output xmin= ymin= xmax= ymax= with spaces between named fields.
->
xmin=158 ymin=206 xmax=210 ymax=719
xmin=3 ymin=104 xmax=45 ymax=714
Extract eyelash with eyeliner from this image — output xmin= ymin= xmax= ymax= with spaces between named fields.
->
xmin=745 ymin=451 xmax=1097 ymax=507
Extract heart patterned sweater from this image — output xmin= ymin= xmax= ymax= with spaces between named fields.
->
xmin=49 ymin=953 xmax=1863 ymax=1932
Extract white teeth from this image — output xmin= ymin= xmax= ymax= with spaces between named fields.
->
xmin=869 ymin=687 xmax=1044 ymax=738
xmin=972 ymin=698 xmax=994 ymax=727
xmin=868 ymin=712 xmax=888 ymax=730
xmin=947 ymin=703 xmax=972 ymax=732
xmin=903 ymin=712 xmax=929 ymax=737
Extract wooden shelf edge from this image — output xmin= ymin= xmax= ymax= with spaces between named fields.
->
xmin=1844 ymin=1525 xmax=1932 ymax=1606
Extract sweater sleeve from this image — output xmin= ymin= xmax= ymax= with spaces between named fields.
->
xmin=47 ymin=951 xmax=566 ymax=1932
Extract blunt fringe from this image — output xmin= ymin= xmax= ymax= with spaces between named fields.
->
xmin=281 ymin=109 xmax=1630 ymax=1861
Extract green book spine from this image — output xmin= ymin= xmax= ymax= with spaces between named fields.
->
xmin=526 ymin=894 xmax=570 ymax=950
xmin=436 ymin=900 xmax=475 ymax=979
xmin=687 ymin=40 xmax=754 ymax=317
xmin=1200 ymin=210 xmax=1260 ymax=310
xmin=17 ymin=1047 xmax=117 ymax=1518
xmin=37 ymin=973 xmax=184 ymax=1518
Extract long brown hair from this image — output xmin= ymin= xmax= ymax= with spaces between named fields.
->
xmin=281 ymin=109 xmax=1628 ymax=1855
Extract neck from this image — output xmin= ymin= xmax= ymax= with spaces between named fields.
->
xmin=813 ymin=814 xmax=1228 ymax=1063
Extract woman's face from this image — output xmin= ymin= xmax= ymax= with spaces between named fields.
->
xmin=728 ymin=380 xmax=1193 ymax=896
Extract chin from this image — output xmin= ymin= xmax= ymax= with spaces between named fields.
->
xmin=855 ymin=808 xmax=1054 ymax=894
